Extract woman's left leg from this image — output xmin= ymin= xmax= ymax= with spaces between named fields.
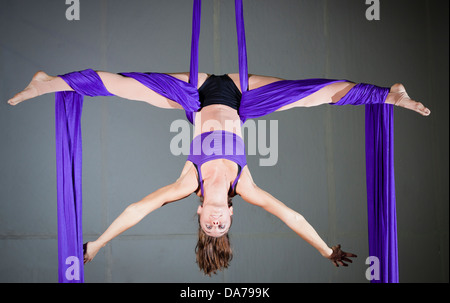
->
xmin=274 ymin=80 xmax=431 ymax=116
xmin=275 ymin=81 xmax=357 ymax=110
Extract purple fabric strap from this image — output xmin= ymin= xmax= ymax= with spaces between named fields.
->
xmin=53 ymin=0 xmax=203 ymax=282
xmin=119 ymin=72 xmax=200 ymax=124
xmin=235 ymin=0 xmax=248 ymax=92
xmin=365 ymin=104 xmax=399 ymax=283
xmin=55 ymin=68 xmax=113 ymax=283
xmin=117 ymin=1 xmax=202 ymax=124
xmin=189 ymin=0 xmax=201 ymax=89
xmin=233 ymin=0 xmax=398 ymax=283
xmin=331 ymin=83 xmax=390 ymax=106
xmin=332 ymin=82 xmax=399 ymax=282
xmin=59 ymin=69 xmax=114 ymax=97
xmin=55 ymin=92 xmax=84 ymax=283
xmin=239 ymin=78 xmax=348 ymax=123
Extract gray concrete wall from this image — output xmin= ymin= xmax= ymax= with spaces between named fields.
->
xmin=0 ymin=0 xmax=448 ymax=283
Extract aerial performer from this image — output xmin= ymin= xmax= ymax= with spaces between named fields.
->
xmin=6 ymin=0 xmax=430 ymax=281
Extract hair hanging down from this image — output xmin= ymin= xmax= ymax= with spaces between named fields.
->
xmin=195 ymin=225 xmax=233 ymax=276
xmin=195 ymin=197 xmax=233 ymax=276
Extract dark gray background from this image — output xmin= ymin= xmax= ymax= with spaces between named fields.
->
xmin=0 ymin=0 xmax=448 ymax=283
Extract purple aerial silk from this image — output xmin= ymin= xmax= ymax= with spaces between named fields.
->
xmin=55 ymin=91 xmax=84 ymax=283
xmin=189 ymin=0 xmax=201 ymax=90
xmin=117 ymin=0 xmax=202 ymax=124
xmin=335 ymin=82 xmax=399 ymax=282
xmin=365 ymin=104 xmax=398 ymax=283
xmin=234 ymin=0 xmax=398 ymax=283
xmin=240 ymin=78 xmax=347 ymax=122
xmin=53 ymin=0 xmax=203 ymax=282
xmin=54 ymin=0 xmax=398 ymax=283
xmin=118 ymin=72 xmax=199 ymax=124
xmin=55 ymin=69 xmax=112 ymax=283
xmin=332 ymin=83 xmax=390 ymax=106
xmin=334 ymin=82 xmax=399 ymax=282
xmin=235 ymin=0 xmax=248 ymax=93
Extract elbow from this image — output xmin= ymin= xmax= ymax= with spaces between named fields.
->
xmin=293 ymin=212 xmax=305 ymax=223
xmin=283 ymin=210 xmax=306 ymax=225
xmin=125 ymin=202 xmax=139 ymax=213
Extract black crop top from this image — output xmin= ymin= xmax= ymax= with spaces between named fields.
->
xmin=198 ymin=74 xmax=242 ymax=110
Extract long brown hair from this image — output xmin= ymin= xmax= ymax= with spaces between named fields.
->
xmin=195 ymin=197 xmax=233 ymax=276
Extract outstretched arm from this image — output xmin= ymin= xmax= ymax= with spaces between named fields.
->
xmin=83 ymin=162 xmax=199 ymax=264
xmin=237 ymin=167 xmax=356 ymax=266
xmin=237 ymin=168 xmax=332 ymax=258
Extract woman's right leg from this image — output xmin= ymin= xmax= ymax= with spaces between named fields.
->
xmin=8 ymin=71 xmax=71 ymax=106
xmin=97 ymin=71 xmax=183 ymax=109
xmin=8 ymin=70 xmax=184 ymax=109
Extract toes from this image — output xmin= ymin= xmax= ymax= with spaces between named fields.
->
xmin=415 ymin=102 xmax=431 ymax=116
xmin=8 ymin=93 xmax=23 ymax=105
xmin=8 ymin=86 xmax=38 ymax=105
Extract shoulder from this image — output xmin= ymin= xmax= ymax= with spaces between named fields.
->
xmin=235 ymin=166 xmax=256 ymax=195
xmin=174 ymin=161 xmax=199 ymax=194
xmin=234 ymin=166 xmax=269 ymax=208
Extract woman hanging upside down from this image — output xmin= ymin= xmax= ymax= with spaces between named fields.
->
xmin=8 ymin=70 xmax=430 ymax=275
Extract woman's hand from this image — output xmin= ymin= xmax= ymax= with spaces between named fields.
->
xmin=83 ymin=241 xmax=102 ymax=264
xmin=327 ymin=244 xmax=357 ymax=267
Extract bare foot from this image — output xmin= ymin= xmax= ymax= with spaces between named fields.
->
xmin=388 ymin=84 xmax=431 ymax=116
xmin=7 ymin=71 xmax=55 ymax=106
xmin=83 ymin=241 xmax=101 ymax=264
